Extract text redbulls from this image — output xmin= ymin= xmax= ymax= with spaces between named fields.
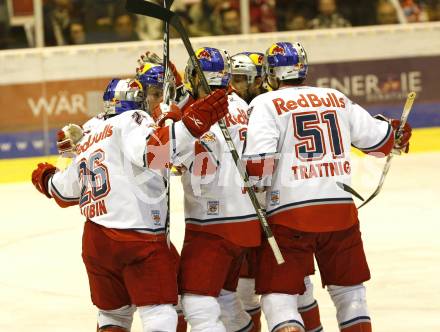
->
xmin=273 ymin=93 xmax=346 ymax=115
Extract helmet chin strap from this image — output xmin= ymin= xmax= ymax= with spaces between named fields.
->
xmin=189 ymin=75 xmax=200 ymax=99
xmin=266 ymin=76 xmax=280 ymax=91
xmin=143 ymin=97 xmax=151 ymax=116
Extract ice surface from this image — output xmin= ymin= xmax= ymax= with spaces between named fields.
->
xmin=1 ymin=152 xmax=439 ymax=331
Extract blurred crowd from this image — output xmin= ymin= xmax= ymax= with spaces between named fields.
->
xmin=1 ymin=0 xmax=440 ymax=49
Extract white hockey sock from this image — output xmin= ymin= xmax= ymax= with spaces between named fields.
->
xmin=261 ymin=293 xmax=304 ymax=332
xmin=182 ymin=294 xmax=226 ymax=332
xmin=327 ymin=284 xmax=371 ymax=330
xmin=237 ymin=278 xmax=261 ymax=313
xmin=97 ymin=305 xmax=136 ymax=330
xmin=137 ymin=304 xmax=177 ymax=332
xmin=218 ymin=289 xmax=253 ymax=332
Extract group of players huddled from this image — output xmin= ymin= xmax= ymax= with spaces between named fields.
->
xmin=31 ymin=42 xmax=412 ymax=332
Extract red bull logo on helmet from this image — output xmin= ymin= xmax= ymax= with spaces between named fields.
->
xmin=249 ymin=53 xmax=264 ymax=66
xmin=270 ymin=44 xmax=285 ymax=56
xmin=197 ymin=48 xmax=212 ymax=61
xmin=129 ymin=79 xmax=143 ymax=89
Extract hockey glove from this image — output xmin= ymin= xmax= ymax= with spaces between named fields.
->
xmin=57 ymin=123 xmax=84 ymax=156
xmin=374 ymin=114 xmax=412 ymax=154
xmin=137 ymin=51 xmax=183 ymax=87
xmin=32 ymin=162 xmax=56 ymax=198
xmin=182 ymin=89 xmax=229 ymax=138
xmin=153 ymin=103 xmax=183 ymax=127
xmin=139 ymin=51 xmax=162 ymax=65
xmin=391 ymin=119 xmax=412 ymax=153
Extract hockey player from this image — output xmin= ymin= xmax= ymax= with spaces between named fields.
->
xmin=243 ymin=42 xmax=412 ymax=332
xmin=171 ymin=47 xmax=261 ymax=332
xmin=79 ymin=61 xmax=170 ymax=134
xmin=136 ymin=50 xmax=258 ymax=332
xmin=231 ymin=51 xmax=265 ymax=332
xmin=136 ymin=58 xmax=187 ymax=332
xmin=56 ymin=75 xmax=189 ymax=332
xmin=231 ymin=51 xmax=324 ymax=332
xmin=31 ymin=77 xmax=229 ymax=332
xmin=230 ymin=52 xmax=266 ymax=104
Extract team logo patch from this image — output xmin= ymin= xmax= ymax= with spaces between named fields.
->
xmin=207 ymin=200 xmax=219 ymax=215
xmin=270 ymin=190 xmax=280 ymax=206
xmin=201 ymin=132 xmax=216 ymax=144
xmin=151 ymin=210 xmax=161 ymax=225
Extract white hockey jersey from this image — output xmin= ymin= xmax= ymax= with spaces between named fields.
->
xmin=48 ymin=110 xmax=195 ymax=237
xmin=243 ymin=86 xmax=394 ymax=232
xmin=180 ymin=92 xmax=260 ymax=247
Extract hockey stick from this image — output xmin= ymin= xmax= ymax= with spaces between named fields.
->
xmin=126 ymin=0 xmax=285 ymax=264
xmin=336 ymin=181 xmax=365 ymax=201
xmin=162 ymin=0 xmax=174 ymax=248
xmin=357 ymin=91 xmax=416 ymax=209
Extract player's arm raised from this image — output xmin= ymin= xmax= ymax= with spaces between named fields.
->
xmin=31 ymin=124 xmax=83 ymax=207
xmin=122 ymin=89 xmax=229 ymax=170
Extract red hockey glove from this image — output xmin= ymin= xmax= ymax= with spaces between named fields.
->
xmin=391 ymin=119 xmax=412 ymax=153
xmin=182 ymin=89 xmax=229 ymax=138
xmin=56 ymin=123 xmax=84 ymax=155
xmin=32 ymin=162 xmax=56 ymax=198
xmin=152 ymin=103 xmax=183 ymax=127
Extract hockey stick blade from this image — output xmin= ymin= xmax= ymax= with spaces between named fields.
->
xmin=358 ymin=91 xmax=416 ymax=209
xmin=126 ymin=0 xmax=176 ymax=24
xmin=336 ymin=181 xmax=364 ymax=201
xmin=126 ymin=0 xmax=285 ymax=264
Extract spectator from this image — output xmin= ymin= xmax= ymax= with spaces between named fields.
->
xmin=114 ymin=13 xmax=140 ymax=42
xmin=136 ymin=0 xmax=162 ymax=40
xmin=376 ymin=0 xmax=399 ymax=24
xmin=276 ymin=0 xmax=316 ymax=31
xmin=308 ymin=0 xmax=352 ymax=29
xmin=170 ymin=10 xmax=196 ymax=38
xmin=188 ymin=0 xmax=224 ymax=36
xmin=83 ymin=0 xmax=124 ymax=43
xmin=219 ymin=5 xmax=242 ymax=34
xmin=43 ymin=0 xmax=74 ymax=46
xmin=427 ymin=1 xmax=440 ymax=21
xmin=400 ymin=0 xmax=429 ymax=22
xmin=68 ymin=20 xmax=87 ymax=44
xmin=250 ymin=0 xmax=277 ymax=33
xmin=0 ymin=0 xmax=10 ymax=49
xmin=339 ymin=0 xmax=377 ymax=26
xmin=285 ymin=12 xmax=309 ymax=30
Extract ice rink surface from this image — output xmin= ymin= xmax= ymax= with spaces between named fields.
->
xmin=1 ymin=152 xmax=439 ymax=331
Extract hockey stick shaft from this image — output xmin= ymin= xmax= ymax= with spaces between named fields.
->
xmin=397 ymin=92 xmax=416 ymax=138
xmin=358 ymin=91 xmax=416 ymax=209
xmin=125 ymin=0 xmax=285 ymax=264
xmin=163 ymin=0 xmax=174 ymax=248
